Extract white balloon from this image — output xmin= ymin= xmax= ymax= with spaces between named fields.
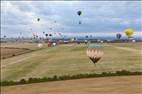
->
xmin=38 ymin=43 xmax=43 ymax=48
xmin=132 ymin=40 xmax=136 ymax=42
xmin=52 ymin=42 xmax=56 ymax=46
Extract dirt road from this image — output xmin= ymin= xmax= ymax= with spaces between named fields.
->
xmin=1 ymin=47 xmax=31 ymax=60
xmin=1 ymin=76 xmax=142 ymax=94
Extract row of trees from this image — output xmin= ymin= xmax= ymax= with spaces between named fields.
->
xmin=1 ymin=70 xmax=142 ymax=86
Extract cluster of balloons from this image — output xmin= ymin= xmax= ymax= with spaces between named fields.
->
xmin=43 ymin=32 xmax=52 ymax=38
xmin=35 ymin=17 xmax=64 ymax=40
xmin=116 ymin=28 xmax=135 ymax=40
xmin=31 ymin=10 xmax=82 ymax=40
xmin=87 ymin=28 xmax=135 ymax=65
xmin=31 ymin=12 xmax=137 ymax=67
xmin=33 ymin=32 xmax=38 ymax=39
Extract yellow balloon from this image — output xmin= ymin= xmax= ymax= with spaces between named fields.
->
xmin=125 ymin=28 xmax=134 ymax=38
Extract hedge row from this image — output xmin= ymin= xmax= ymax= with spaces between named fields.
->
xmin=1 ymin=70 xmax=142 ymax=86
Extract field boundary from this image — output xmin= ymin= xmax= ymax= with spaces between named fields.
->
xmin=1 ymin=47 xmax=45 ymax=60
xmin=1 ymin=70 xmax=142 ymax=86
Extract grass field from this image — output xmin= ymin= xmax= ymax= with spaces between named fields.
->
xmin=1 ymin=75 xmax=142 ymax=94
xmin=1 ymin=42 xmax=142 ymax=81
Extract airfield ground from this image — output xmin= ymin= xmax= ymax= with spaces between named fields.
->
xmin=1 ymin=42 xmax=142 ymax=94
xmin=1 ymin=75 xmax=142 ymax=94
xmin=1 ymin=42 xmax=142 ymax=81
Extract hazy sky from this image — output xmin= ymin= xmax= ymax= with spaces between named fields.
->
xmin=1 ymin=1 xmax=142 ymax=38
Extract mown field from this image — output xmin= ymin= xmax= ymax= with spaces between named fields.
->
xmin=1 ymin=42 xmax=142 ymax=81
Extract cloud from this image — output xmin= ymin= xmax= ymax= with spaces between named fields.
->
xmin=1 ymin=1 xmax=142 ymax=38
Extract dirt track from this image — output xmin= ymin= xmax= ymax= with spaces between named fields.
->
xmin=1 ymin=47 xmax=31 ymax=59
xmin=1 ymin=76 xmax=142 ymax=94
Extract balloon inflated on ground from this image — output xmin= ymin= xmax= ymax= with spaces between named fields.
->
xmin=52 ymin=42 xmax=57 ymax=46
xmin=38 ymin=43 xmax=43 ymax=48
xmin=86 ymin=44 xmax=103 ymax=64
xmin=132 ymin=40 xmax=136 ymax=43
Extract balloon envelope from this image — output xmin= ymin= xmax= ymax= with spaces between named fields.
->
xmin=77 ymin=11 xmax=82 ymax=16
xmin=125 ymin=28 xmax=134 ymax=38
xmin=38 ymin=43 xmax=43 ymax=48
xmin=78 ymin=21 xmax=82 ymax=24
xmin=37 ymin=18 xmax=40 ymax=21
xmin=49 ymin=34 xmax=52 ymax=36
xmin=86 ymin=44 xmax=103 ymax=64
xmin=116 ymin=33 xmax=122 ymax=39
xmin=45 ymin=34 xmax=48 ymax=37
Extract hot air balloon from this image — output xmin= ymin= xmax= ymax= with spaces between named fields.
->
xmin=116 ymin=33 xmax=122 ymax=40
xmin=90 ymin=35 xmax=93 ymax=38
xmin=45 ymin=33 xmax=48 ymax=38
xmin=3 ymin=35 xmax=6 ymax=39
xmin=37 ymin=18 xmax=40 ymax=22
xmin=77 ymin=11 xmax=82 ymax=24
xmin=79 ymin=21 xmax=82 ymax=24
xmin=86 ymin=44 xmax=103 ymax=64
xmin=125 ymin=28 xmax=134 ymax=38
xmin=85 ymin=35 xmax=89 ymax=39
xmin=49 ymin=34 xmax=52 ymax=37
xmin=44 ymin=33 xmax=48 ymax=40
xmin=58 ymin=32 xmax=62 ymax=36
xmin=77 ymin=11 xmax=82 ymax=16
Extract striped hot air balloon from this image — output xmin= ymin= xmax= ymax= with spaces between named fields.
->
xmin=86 ymin=44 xmax=103 ymax=64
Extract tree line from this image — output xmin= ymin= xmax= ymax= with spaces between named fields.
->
xmin=1 ymin=70 xmax=142 ymax=86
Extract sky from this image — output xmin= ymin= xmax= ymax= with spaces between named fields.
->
xmin=1 ymin=1 xmax=142 ymax=39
